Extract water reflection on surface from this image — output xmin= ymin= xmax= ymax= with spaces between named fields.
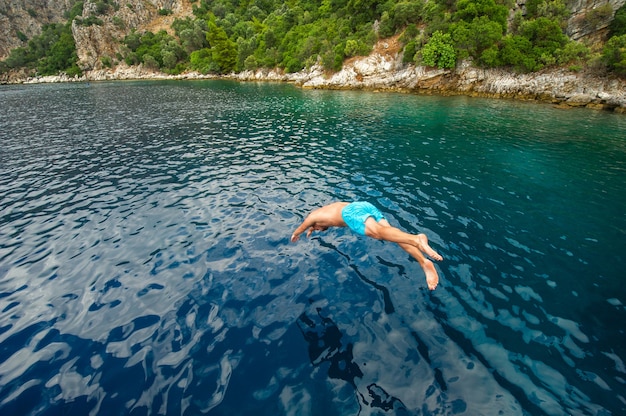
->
xmin=0 ymin=81 xmax=625 ymax=415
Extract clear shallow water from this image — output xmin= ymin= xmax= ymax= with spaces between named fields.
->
xmin=0 ymin=80 xmax=625 ymax=415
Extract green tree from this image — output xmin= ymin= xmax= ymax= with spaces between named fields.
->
xmin=94 ymin=0 xmax=110 ymax=15
xmin=3 ymin=47 xmax=32 ymax=70
xmin=65 ymin=1 xmax=85 ymax=20
xmin=123 ymin=30 xmax=142 ymax=51
xmin=206 ymin=21 xmax=237 ymax=73
xmin=38 ymin=30 xmax=80 ymax=75
xmin=0 ymin=23 xmax=81 ymax=76
xmin=244 ymin=54 xmax=258 ymax=70
xmin=450 ymin=16 xmax=503 ymax=62
xmin=609 ymin=5 xmax=626 ymax=37
xmin=479 ymin=45 xmax=500 ymax=66
xmin=519 ymin=17 xmax=568 ymax=58
xmin=190 ymin=48 xmax=214 ymax=73
xmin=179 ymin=27 xmax=203 ymax=52
xmin=392 ymin=1 xmax=424 ymax=29
xmin=135 ymin=31 xmax=164 ymax=66
xmin=421 ymin=30 xmax=456 ymax=68
xmin=602 ymin=34 xmax=626 ymax=75
xmin=378 ymin=11 xmax=394 ymax=38
xmin=124 ymin=30 xmax=181 ymax=69
xmin=347 ymin=0 xmax=385 ymax=26
xmin=525 ymin=0 xmax=569 ymax=21
xmin=344 ymin=39 xmax=358 ymax=57
xmin=403 ymin=40 xmax=418 ymax=63
xmin=556 ymin=41 xmax=590 ymax=67
xmin=161 ymin=40 xmax=186 ymax=70
xmin=498 ymin=34 xmax=539 ymax=72
xmin=142 ymin=54 xmax=159 ymax=69
xmin=525 ymin=0 xmax=544 ymax=18
xmin=453 ymin=0 xmax=508 ymax=30
xmin=236 ymin=36 xmax=258 ymax=71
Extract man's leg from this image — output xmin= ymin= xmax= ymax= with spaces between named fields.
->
xmin=364 ymin=218 xmax=443 ymax=261
xmin=397 ymin=242 xmax=439 ymax=290
xmin=364 ymin=218 xmax=441 ymax=290
xmin=416 ymin=233 xmax=443 ymax=261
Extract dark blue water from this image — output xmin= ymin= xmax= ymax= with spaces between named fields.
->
xmin=1 ymin=81 xmax=625 ymax=415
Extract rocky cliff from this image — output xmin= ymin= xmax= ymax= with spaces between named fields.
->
xmin=25 ymin=35 xmax=623 ymax=112
xmin=233 ymin=36 xmax=626 ymax=112
xmin=567 ymin=0 xmax=626 ymax=43
xmin=4 ymin=0 xmax=626 ymax=64
xmin=0 ymin=0 xmax=74 ymax=59
xmin=2 ymin=0 xmax=626 ymax=112
xmin=66 ymin=0 xmax=625 ymax=70
xmin=71 ymin=0 xmax=193 ymax=70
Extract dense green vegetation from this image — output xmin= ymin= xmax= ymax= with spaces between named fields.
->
xmin=2 ymin=0 xmax=626 ymax=77
xmin=118 ymin=0 xmax=380 ymax=74
xmin=0 ymin=23 xmax=82 ymax=76
xmin=116 ymin=0 xmax=583 ymax=74
xmin=0 ymin=2 xmax=84 ymax=76
xmin=604 ymin=4 xmax=626 ymax=75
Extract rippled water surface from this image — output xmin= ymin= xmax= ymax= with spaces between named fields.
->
xmin=1 ymin=81 xmax=625 ymax=415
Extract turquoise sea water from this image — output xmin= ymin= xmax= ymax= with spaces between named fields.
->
xmin=0 ymin=80 xmax=625 ymax=415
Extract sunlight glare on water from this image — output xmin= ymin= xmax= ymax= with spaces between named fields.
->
xmin=0 ymin=80 xmax=625 ymax=415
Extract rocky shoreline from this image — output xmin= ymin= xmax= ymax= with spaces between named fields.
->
xmin=5 ymin=46 xmax=626 ymax=113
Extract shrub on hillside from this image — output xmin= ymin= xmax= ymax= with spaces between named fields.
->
xmin=602 ymin=34 xmax=626 ymax=75
xmin=0 ymin=23 xmax=81 ymax=76
xmin=609 ymin=4 xmax=626 ymax=37
xmin=420 ymin=31 xmax=456 ymax=69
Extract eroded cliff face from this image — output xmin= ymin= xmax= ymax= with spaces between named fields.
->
xmin=567 ymin=0 xmax=626 ymax=46
xmin=0 ymin=0 xmax=74 ymax=59
xmin=71 ymin=0 xmax=192 ymax=71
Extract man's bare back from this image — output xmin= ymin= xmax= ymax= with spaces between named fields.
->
xmin=290 ymin=202 xmax=349 ymax=241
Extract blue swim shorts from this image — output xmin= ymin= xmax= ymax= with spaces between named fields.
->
xmin=341 ymin=202 xmax=385 ymax=235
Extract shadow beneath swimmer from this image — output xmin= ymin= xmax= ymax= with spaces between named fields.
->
xmin=317 ymin=239 xmax=395 ymax=314
xmin=297 ymin=307 xmax=406 ymax=413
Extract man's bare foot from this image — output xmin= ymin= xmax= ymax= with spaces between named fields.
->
xmin=417 ymin=234 xmax=443 ymax=261
xmin=422 ymin=259 xmax=439 ymax=290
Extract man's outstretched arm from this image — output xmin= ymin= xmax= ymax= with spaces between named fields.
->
xmin=291 ymin=202 xmax=348 ymax=242
xmin=291 ymin=216 xmax=315 ymax=242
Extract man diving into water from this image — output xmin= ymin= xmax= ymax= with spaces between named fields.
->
xmin=291 ymin=202 xmax=443 ymax=290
